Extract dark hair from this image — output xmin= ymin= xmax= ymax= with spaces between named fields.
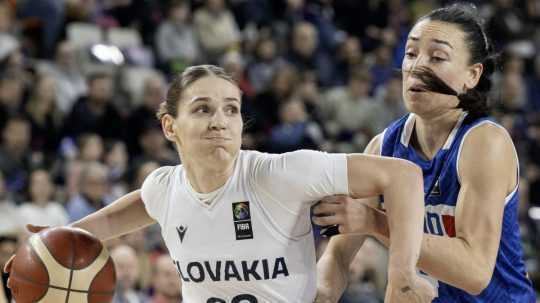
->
xmin=413 ymin=3 xmax=498 ymax=118
xmin=156 ymin=65 xmax=237 ymax=120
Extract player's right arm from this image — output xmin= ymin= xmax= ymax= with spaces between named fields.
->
xmin=70 ymin=190 xmax=155 ymax=241
xmin=315 ymin=134 xmax=381 ymax=302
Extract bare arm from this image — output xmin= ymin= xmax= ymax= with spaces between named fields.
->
xmin=70 ymin=190 xmax=156 ymax=241
xmin=369 ymin=124 xmax=514 ymax=294
xmin=316 ymin=135 xmax=382 ymax=301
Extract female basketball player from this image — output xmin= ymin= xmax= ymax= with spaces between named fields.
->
xmin=314 ymin=4 xmax=536 ymax=303
xmin=5 ymin=65 xmax=434 ymax=302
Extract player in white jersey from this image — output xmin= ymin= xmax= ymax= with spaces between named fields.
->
xmin=5 ymin=65 xmax=434 ymax=302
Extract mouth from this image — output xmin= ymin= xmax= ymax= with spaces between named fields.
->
xmin=408 ymin=84 xmax=428 ymax=93
xmin=204 ymin=137 xmax=231 ymax=141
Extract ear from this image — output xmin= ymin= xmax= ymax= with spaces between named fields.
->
xmin=465 ymin=62 xmax=483 ymax=90
xmin=161 ymin=114 xmax=177 ymax=142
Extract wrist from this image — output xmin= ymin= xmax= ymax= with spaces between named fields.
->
xmin=371 ymin=208 xmax=389 ymax=238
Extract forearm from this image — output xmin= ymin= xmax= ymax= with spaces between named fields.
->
xmin=70 ymin=190 xmax=155 ymax=241
xmin=372 ymin=212 xmax=490 ymax=294
xmin=383 ymin=165 xmax=424 ymax=273
xmin=317 ymin=235 xmax=368 ymax=301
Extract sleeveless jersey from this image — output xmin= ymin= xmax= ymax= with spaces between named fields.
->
xmin=381 ymin=113 xmax=536 ymax=303
xmin=141 ymin=149 xmax=349 ymax=303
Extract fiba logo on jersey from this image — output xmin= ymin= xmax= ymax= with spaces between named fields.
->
xmin=232 ymin=202 xmax=253 ymax=240
xmin=233 ymin=202 xmax=251 ymax=220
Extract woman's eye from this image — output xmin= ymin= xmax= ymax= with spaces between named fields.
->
xmin=226 ymin=106 xmax=239 ymax=114
xmin=195 ymin=105 xmax=209 ymax=113
xmin=405 ymin=52 xmax=416 ymax=59
xmin=432 ymin=56 xmax=446 ymax=62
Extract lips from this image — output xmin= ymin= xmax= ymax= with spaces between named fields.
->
xmin=408 ymin=83 xmax=428 ymax=93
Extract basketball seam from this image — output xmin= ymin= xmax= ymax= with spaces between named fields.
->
xmin=29 ymin=242 xmax=51 ymax=302
xmin=8 ymin=273 xmax=115 ymax=294
xmin=66 ymin=231 xmax=75 ymax=303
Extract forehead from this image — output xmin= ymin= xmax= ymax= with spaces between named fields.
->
xmin=408 ymin=19 xmax=466 ymax=49
xmin=182 ymin=76 xmax=241 ymax=101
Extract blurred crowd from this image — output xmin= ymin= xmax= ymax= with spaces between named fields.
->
xmin=0 ymin=0 xmax=538 ymax=302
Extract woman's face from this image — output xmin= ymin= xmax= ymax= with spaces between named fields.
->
xmin=164 ymin=76 xmax=243 ymax=166
xmin=402 ymin=20 xmax=482 ymax=117
xmin=30 ymin=170 xmax=53 ymax=202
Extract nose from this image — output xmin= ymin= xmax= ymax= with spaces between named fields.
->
xmin=209 ymin=109 xmax=227 ymax=130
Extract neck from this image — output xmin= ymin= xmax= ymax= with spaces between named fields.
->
xmin=183 ymin=155 xmax=237 ymax=193
xmin=33 ymin=199 xmax=48 ymax=207
xmin=413 ymin=110 xmax=463 ymax=159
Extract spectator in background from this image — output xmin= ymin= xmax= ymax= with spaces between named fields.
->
xmin=18 ymin=169 xmax=68 ymax=228
xmin=0 ymin=1 xmax=14 ymax=34
xmin=286 ymin=21 xmax=334 ymax=87
xmin=65 ymin=161 xmax=112 ymax=222
xmin=193 ymin=0 xmax=240 ymax=63
xmin=319 ymin=69 xmax=384 ymax=152
xmin=155 ymin=0 xmax=200 ymax=74
xmin=0 ymin=171 xmax=22 ymax=236
xmin=149 ymin=255 xmax=182 ymax=303
xmin=0 ymin=72 xmax=25 ymax=131
xmin=38 ymin=41 xmax=87 ymax=114
xmin=104 ymin=141 xmax=129 ymax=200
xmin=16 ymin=0 xmax=65 ymax=58
xmin=267 ymin=97 xmax=323 ymax=153
xmin=127 ymin=74 xmax=166 ymax=155
xmin=373 ymin=74 xmax=407 ymax=127
xmin=369 ymin=45 xmax=395 ymax=93
xmin=111 ymin=245 xmax=149 ymax=303
xmin=118 ymin=229 xmax=157 ymax=291
xmin=333 ymin=36 xmax=364 ymax=86
xmin=221 ymin=51 xmax=255 ymax=98
xmin=63 ymin=72 xmax=126 ymax=141
xmin=526 ymin=54 xmax=540 ymax=113
xmin=0 ymin=116 xmax=33 ymax=198
xmin=24 ymin=74 xmax=63 ymax=156
xmin=132 ymin=124 xmax=177 ymax=167
xmin=247 ymin=36 xmax=286 ymax=94
xmin=0 ymin=234 xmax=17 ymax=302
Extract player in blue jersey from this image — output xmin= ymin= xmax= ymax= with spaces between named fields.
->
xmin=314 ymin=3 xmax=536 ymax=303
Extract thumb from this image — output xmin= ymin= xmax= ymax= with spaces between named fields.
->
xmin=26 ymin=224 xmax=49 ymax=234
xmin=3 ymin=255 xmax=14 ymax=274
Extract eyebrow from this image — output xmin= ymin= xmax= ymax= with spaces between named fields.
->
xmin=408 ymin=36 xmax=454 ymax=49
xmin=188 ymin=96 xmax=241 ymax=104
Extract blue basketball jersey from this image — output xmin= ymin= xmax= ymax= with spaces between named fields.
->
xmin=380 ymin=113 xmax=536 ymax=303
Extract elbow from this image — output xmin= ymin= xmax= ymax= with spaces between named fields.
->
xmin=463 ymin=270 xmax=491 ymax=295
xmin=391 ymin=159 xmax=423 ymax=186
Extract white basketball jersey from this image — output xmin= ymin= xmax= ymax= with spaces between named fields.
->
xmin=141 ymin=150 xmax=348 ymax=303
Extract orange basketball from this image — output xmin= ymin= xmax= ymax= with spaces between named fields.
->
xmin=8 ymin=226 xmax=116 ymax=303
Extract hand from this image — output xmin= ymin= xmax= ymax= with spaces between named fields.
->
xmin=312 ymin=195 xmax=378 ymax=235
xmin=385 ymin=271 xmax=437 ymax=303
xmin=313 ymin=287 xmax=337 ymax=303
xmin=3 ymin=225 xmax=49 ymax=287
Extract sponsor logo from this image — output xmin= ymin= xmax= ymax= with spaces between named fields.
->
xmin=176 ymin=225 xmax=188 ymax=243
xmin=232 ymin=202 xmax=253 ymax=240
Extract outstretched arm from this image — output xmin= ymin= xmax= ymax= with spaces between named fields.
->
xmin=71 ymin=190 xmax=155 ymax=241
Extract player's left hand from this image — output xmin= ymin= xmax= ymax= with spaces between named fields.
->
xmin=386 ymin=271 xmax=437 ymax=303
xmin=312 ymin=195 xmax=378 ymax=235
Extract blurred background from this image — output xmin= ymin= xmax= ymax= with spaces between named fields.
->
xmin=0 ymin=0 xmax=538 ymax=302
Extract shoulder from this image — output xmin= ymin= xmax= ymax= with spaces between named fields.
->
xmin=459 ymin=121 xmax=514 ymax=156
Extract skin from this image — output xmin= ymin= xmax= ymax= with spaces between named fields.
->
xmin=315 ymin=19 xmax=516 ymax=299
xmin=5 ymin=73 xmax=432 ymax=302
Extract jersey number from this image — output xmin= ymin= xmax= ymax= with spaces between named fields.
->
xmin=207 ymin=294 xmax=258 ymax=303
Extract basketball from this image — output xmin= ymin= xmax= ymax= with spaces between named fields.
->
xmin=8 ymin=227 xmax=116 ymax=303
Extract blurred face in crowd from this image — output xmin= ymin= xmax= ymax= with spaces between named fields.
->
xmin=29 ymin=170 xmax=54 ymax=204
xmin=80 ymin=134 xmax=104 ymax=162
xmin=0 ymin=238 xmax=17 ymax=268
xmin=34 ymin=76 xmax=57 ymax=113
xmin=402 ymin=20 xmax=482 ymax=118
xmin=88 ymin=76 xmax=113 ymax=104
xmin=170 ymin=3 xmax=189 ymax=24
xmin=257 ymin=39 xmax=276 ymax=61
xmin=154 ymin=255 xmax=182 ymax=298
xmin=207 ymin=0 xmax=224 ymax=13
xmin=348 ymin=76 xmax=371 ymax=98
xmin=111 ymin=245 xmax=140 ymax=291
xmin=292 ymin=22 xmax=318 ymax=58
xmin=133 ymin=161 xmax=159 ymax=189
xmin=2 ymin=119 xmax=30 ymax=152
xmin=0 ymin=2 xmax=12 ymax=32
xmin=80 ymin=163 xmax=108 ymax=202
xmin=143 ymin=76 xmax=166 ymax=110
xmin=280 ymin=99 xmax=307 ymax=124
xmin=56 ymin=41 xmax=77 ymax=68
xmin=162 ymin=76 xmax=242 ymax=169
xmin=271 ymin=66 xmax=297 ymax=97
xmin=501 ymin=72 xmax=525 ymax=108
xmin=0 ymin=77 xmax=24 ymax=108
xmin=140 ymin=127 xmax=167 ymax=155
xmin=340 ymin=36 xmax=362 ymax=64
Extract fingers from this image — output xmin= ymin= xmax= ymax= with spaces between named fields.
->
xmin=313 ymin=202 xmax=343 ymax=216
xmin=26 ymin=224 xmax=49 ymax=233
xmin=312 ymin=214 xmax=341 ymax=226
xmin=3 ymin=255 xmax=14 ymax=274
